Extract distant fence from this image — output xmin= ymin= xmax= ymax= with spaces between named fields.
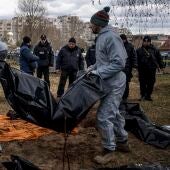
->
xmin=6 ymin=52 xmax=19 ymax=67
xmin=162 ymin=58 xmax=170 ymax=68
xmin=161 ymin=51 xmax=170 ymax=67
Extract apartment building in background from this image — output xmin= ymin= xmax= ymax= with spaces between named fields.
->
xmin=0 ymin=19 xmax=13 ymax=38
xmin=0 ymin=16 xmax=169 ymax=50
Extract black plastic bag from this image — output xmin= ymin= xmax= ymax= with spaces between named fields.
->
xmin=2 ymin=155 xmax=40 ymax=170
xmin=0 ymin=61 xmax=55 ymax=127
xmin=0 ymin=61 xmax=111 ymax=133
xmin=121 ymin=103 xmax=170 ymax=148
xmin=50 ymin=73 xmax=111 ymax=132
xmin=1 ymin=61 xmax=169 ymax=147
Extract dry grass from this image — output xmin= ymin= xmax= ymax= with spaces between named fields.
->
xmin=129 ymin=71 xmax=170 ymax=125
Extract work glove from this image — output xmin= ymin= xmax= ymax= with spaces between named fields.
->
xmin=90 ymin=70 xmax=98 ymax=75
xmin=86 ymin=65 xmax=95 ymax=72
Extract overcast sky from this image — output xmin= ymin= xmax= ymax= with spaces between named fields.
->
xmin=0 ymin=0 xmax=169 ymax=35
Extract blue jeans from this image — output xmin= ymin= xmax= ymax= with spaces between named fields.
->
xmin=96 ymin=80 xmax=128 ymax=151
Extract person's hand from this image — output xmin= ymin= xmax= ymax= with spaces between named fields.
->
xmin=161 ymin=68 xmax=165 ymax=74
xmin=87 ymin=70 xmax=98 ymax=78
xmin=86 ymin=65 xmax=94 ymax=72
xmin=91 ymin=70 xmax=98 ymax=75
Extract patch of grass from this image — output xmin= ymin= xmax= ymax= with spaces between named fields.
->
xmin=129 ymin=74 xmax=170 ymax=125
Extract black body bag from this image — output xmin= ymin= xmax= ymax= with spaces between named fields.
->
xmin=121 ymin=103 xmax=170 ymax=148
xmin=0 ymin=61 xmax=111 ymax=132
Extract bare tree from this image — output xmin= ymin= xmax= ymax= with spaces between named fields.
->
xmin=70 ymin=18 xmax=88 ymax=49
xmin=69 ymin=17 xmax=83 ymax=37
xmin=17 ymin=0 xmax=46 ymax=41
xmin=68 ymin=17 xmax=87 ymax=48
xmin=45 ymin=21 xmax=62 ymax=51
xmin=91 ymin=0 xmax=170 ymax=33
xmin=57 ymin=16 xmax=87 ymax=48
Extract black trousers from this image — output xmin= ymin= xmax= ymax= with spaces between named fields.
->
xmin=122 ymin=70 xmax=132 ymax=100
xmin=138 ymin=68 xmax=156 ymax=98
xmin=37 ymin=66 xmax=50 ymax=87
xmin=57 ymin=70 xmax=77 ymax=97
xmin=123 ymin=80 xmax=130 ymax=100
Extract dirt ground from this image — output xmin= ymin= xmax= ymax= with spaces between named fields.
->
xmin=0 ymin=68 xmax=170 ymax=170
xmin=0 ymin=108 xmax=169 ymax=170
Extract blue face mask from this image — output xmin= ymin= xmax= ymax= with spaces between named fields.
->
xmin=27 ymin=44 xmax=32 ymax=49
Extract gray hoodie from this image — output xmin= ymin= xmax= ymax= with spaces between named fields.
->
xmin=93 ymin=25 xmax=128 ymax=88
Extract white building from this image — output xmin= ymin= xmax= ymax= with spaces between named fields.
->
xmin=0 ymin=19 xmax=13 ymax=39
xmin=0 ymin=16 xmax=134 ymax=48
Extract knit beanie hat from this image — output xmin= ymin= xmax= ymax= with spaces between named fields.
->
xmin=120 ymin=34 xmax=127 ymax=40
xmin=23 ymin=36 xmax=31 ymax=44
xmin=68 ymin=37 xmax=76 ymax=43
xmin=40 ymin=34 xmax=47 ymax=40
xmin=90 ymin=6 xmax=110 ymax=27
xmin=143 ymin=35 xmax=151 ymax=42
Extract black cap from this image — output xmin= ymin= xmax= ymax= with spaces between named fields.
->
xmin=68 ymin=37 xmax=76 ymax=43
xmin=120 ymin=34 xmax=127 ymax=40
xmin=143 ymin=35 xmax=151 ymax=42
xmin=40 ymin=34 xmax=47 ymax=40
xmin=23 ymin=36 xmax=31 ymax=44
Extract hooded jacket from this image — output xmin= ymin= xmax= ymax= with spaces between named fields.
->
xmin=93 ymin=25 xmax=127 ymax=88
xmin=20 ymin=44 xmax=39 ymax=74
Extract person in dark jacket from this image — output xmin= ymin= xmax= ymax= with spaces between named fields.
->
xmin=20 ymin=36 xmax=39 ymax=75
xmin=85 ymin=43 xmax=96 ymax=67
xmin=34 ymin=34 xmax=54 ymax=86
xmin=137 ymin=35 xmax=164 ymax=101
xmin=0 ymin=41 xmax=8 ymax=61
xmin=120 ymin=34 xmax=137 ymax=101
xmin=56 ymin=37 xmax=84 ymax=97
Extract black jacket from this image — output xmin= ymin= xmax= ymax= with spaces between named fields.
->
xmin=124 ymin=41 xmax=137 ymax=72
xmin=137 ymin=44 xmax=164 ymax=70
xmin=34 ymin=41 xmax=54 ymax=67
xmin=123 ymin=41 xmax=137 ymax=81
xmin=57 ymin=45 xmax=84 ymax=71
xmin=85 ymin=44 xmax=96 ymax=67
